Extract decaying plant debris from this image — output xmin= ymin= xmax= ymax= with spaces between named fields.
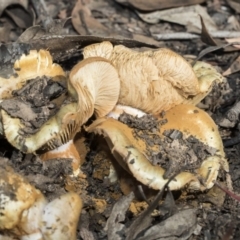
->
xmin=1 ymin=0 xmax=240 ymax=239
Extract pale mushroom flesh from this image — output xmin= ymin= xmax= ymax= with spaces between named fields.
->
xmin=0 ymin=161 xmax=82 ymax=240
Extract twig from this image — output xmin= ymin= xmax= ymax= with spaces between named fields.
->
xmin=126 ymin=173 xmax=179 ymax=240
xmin=31 ymin=0 xmax=53 ymax=30
xmin=153 ymin=31 xmax=240 ymax=40
xmin=214 ymin=181 xmax=240 ymax=202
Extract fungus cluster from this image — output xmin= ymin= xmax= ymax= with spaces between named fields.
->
xmin=0 ymin=42 xmax=229 ymax=236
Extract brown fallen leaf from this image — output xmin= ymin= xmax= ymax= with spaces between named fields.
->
xmin=226 ymin=0 xmax=240 ymax=14
xmin=225 ymin=37 xmax=240 ymax=48
xmin=0 ymin=0 xmax=28 ymax=16
xmin=114 ymin=0 xmax=206 ymax=11
xmin=5 ymin=7 xmax=32 ymax=29
xmin=222 ymin=55 xmax=240 ymax=76
xmin=137 ymin=4 xmax=217 ymax=33
xmin=71 ymin=0 xmax=111 ymax=36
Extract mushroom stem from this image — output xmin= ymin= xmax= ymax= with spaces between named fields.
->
xmin=107 ymin=104 xmax=146 ymax=119
xmin=40 ymin=139 xmax=82 ymax=176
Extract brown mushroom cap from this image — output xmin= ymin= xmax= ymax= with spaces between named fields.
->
xmin=83 ymin=42 xmax=223 ymax=114
xmin=1 ymin=56 xmax=120 ymax=176
xmin=157 ymin=104 xmax=228 ymax=189
xmin=86 ymin=116 xmax=199 ymax=191
xmin=87 ymin=104 xmax=228 ymax=191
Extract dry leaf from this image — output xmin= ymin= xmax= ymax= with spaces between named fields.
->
xmin=223 ymin=55 xmax=240 ymax=76
xmin=104 ymin=192 xmax=134 ymax=240
xmin=225 ymin=37 xmax=240 ymax=48
xmin=226 ymin=0 xmax=240 ymax=14
xmin=137 ymin=4 xmax=217 ymax=33
xmin=114 ymin=0 xmax=206 ymax=11
xmin=71 ymin=0 xmax=110 ymax=36
xmin=5 ymin=7 xmax=32 ymax=29
xmin=137 ymin=209 xmax=197 ymax=240
xmin=0 ymin=0 xmax=28 ymax=16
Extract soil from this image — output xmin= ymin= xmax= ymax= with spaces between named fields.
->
xmin=1 ymin=0 xmax=240 ymax=240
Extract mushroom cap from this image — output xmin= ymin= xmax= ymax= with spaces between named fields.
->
xmin=86 ymin=117 xmax=198 ymax=191
xmin=0 ymin=162 xmax=44 ymax=230
xmin=184 ymin=61 xmax=224 ymax=106
xmin=0 ymin=161 xmax=82 ymax=239
xmin=0 ymin=49 xmax=66 ymax=137
xmin=87 ymin=104 xmax=227 ymax=191
xmin=69 ymin=56 xmax=120 ymax=123
xmin=41 ymin=192 xmax=82 ymax=240
xmin=83 ymin=42 xmax=223 ymax=114
xmin=1 ymin=102 xmax=80 ymax=153
xmin=157 ymin=104 xmax=228 ymax=189
xmin=2 ymin=57 xmax=120 ymax=155
xmin=0 ymin=49 xmax=66 ymax=100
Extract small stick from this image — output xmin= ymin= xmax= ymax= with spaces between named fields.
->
xmin=214 ymin=181 xmax=240 ymax=202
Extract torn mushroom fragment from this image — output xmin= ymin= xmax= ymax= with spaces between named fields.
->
xmin=1 ymin=56 xmax=120 ymax=175
xmin=83 ymin=41 xmax=223 ymax=114
xmin=0 ymin=49 xmax=65 ymax=100
xmin=0 ymin=161 xmax=82 ymax=240
xmin=0 ymin=49 xmax=66 ymax=136
xmin=87 ymin=104 xmax=228 ymax=191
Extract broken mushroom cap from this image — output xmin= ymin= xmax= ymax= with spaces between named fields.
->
xmin=0 ymin=49 xmax=66 ymax=100
xmin=0 ymin=162 xmax=45 ymax=231
xmin=158 ymin=104 xmax=228 ymax=189
xmin=83 ymin=41 xmax=223 ymax=114
xmin=0 ymin=161 xmax=82 ymax=239
xmin=1 ymin=57 xmax=120 ymax=175
xmin=41 ymin=192 xmax=82 ymax=240
xmin=87 ymin=104 xmax=228 ymax=191
xmin=0 ymin=49 xmax=66 ymax=136
xmin=1 ymin=103 xmax=85 ymax=175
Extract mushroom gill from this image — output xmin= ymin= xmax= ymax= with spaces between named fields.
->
xmin=87 ymin=104 xmax=228 ymax=191
xmin=83 ymin=41 xmax=223 ymax=114
xmin=1 ymin=56 xmax=120 ymax=175
xmin=68 ymin=56 xmax=120 ymax=123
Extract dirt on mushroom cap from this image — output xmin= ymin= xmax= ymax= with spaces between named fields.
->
xmin=87 ymin=104 xmax=228 ymax=191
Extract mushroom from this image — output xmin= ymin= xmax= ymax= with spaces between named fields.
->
xmin=0 ymin=49 xmax=65 ymax=100
xmin=0 ymin=161 xmax=82 ymax=239
xmin=1 ymin=55 xmax=120 ymax=175
xmin=83 ymin=41 xmax=223 ymax=114
xmin=86 ymin=104 xmax=228 ymax=191
xmin=0 ymin=49 xmax=66 ymax=136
